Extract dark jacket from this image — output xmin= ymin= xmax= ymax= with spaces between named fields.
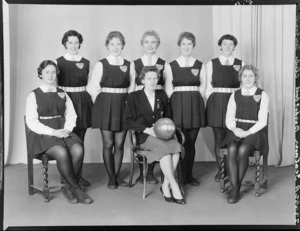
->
xmin=125 ymin=88 xmax=171 ymax=145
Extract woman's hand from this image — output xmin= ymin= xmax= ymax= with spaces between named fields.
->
xmin=232 ymin=128 xmax=251 ymax=138
xmin=52 ymin=129 xmax=71 ymax=138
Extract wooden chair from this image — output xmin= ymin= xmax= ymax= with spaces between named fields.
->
xmin=24 ymin=117 xmax=64 ymax=202
xmin=219 ymin=148 xmax=268 ymax=197
xmin=128 ymin=128 xmax=185 ymax=199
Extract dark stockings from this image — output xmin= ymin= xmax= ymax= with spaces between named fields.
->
xmin=46 ymin=143 xmax=84 ymax=188
xmin=72 ymin=128 xmax=87 ymax=181
xmin=181 ymin=128 xmax=200 ymax=182
xmin=101 ymin=129 xmax=127 ymax=184
xmin=212 ymin=127 xmax=227 ymax=171
xmin=226 ymin=142 xmax=255 ymax=189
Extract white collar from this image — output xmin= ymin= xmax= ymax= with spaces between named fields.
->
xmin=40 ymin=84 xmax=57 ymax=92
xmin=144 ymin=89 xmax=155 ymax=98
xmin=241 ymin=86 xmax=257 ymax=94
xmin=219 ymin=55 xmax=234 ymax=63
xmin=64 ymin=53 xmax=82 ymax=61
xmin=142 ymin=54 xmax=158 ymax=63
xmin=107 ymin=54 xmax=123 ymax=64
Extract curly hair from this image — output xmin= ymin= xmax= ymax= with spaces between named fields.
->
xmin=140 ymin=29 xmax=161 ymax=48
xmin=139 ymin=66 xmax=160 ymax=83
xmin=238 ymin=64 xmax=259 ymax=81
xmin=218 ymin=34 xmax=238 ymax=47
xmin=61 ymin=30 xmax=83 ymax=49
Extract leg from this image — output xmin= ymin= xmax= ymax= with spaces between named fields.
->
xmin=160 ymin=154 xmax=185 ymax=205
xmin=226 ymin=142 xmax=239 ymax=204
xmin=238 ymin=143 xmax=255 ymax=186
xmin=186 ymin=128 xmax=200 ymax=186
xmin=101 ymin=129 xmax=117 ymax=189
xmin=212 ymin=127 xmax=227 ymax=182
xmin=69 ymin=143 xmax=84 ymax=179
xmin=114 ymin=130 xmax=128 ymax=187
xmin=46 ymin=145 xmax=92 ymax=204
xmin=147 ymin=162 xmax=159 ymax=184
xmin=181 ymin=129 xmax=189 ymax=185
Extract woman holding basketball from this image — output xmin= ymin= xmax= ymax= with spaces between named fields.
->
xmin=125 ymin=66 xmax=185 ymax=205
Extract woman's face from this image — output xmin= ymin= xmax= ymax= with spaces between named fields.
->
xmin=142 ymin=35 xmax=158 ymax=55
xmin=107 ymin=37 xmax=123 ymax=57
xmin=241 ymin=69 xmax=256 ymax=89
xmin=142 ymin=71 xmax=158 ymax=91
xmin=180 ymin=38 xmax=194 ymax=57
xmin=65 ymin=36 xmax=80 ymax=55
xmin=220 ymin=39 xmax=235 ymax=56
xmin=41 ymin=65 xmax=57 ymax=86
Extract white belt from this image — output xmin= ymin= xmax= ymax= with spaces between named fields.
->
xmin=214 ymin=88 xmax=238 ymax=93
xmin=101 ymin=87 xmax=128 ymax=93
xmin=235 ymin=118 xmax=257 ymax=124
xmin=59 ymin=86 xmax=86 ymax=92
xmin=39 ymin=115 xmax=62 ymax=120
xmin=136 ymin=85 xmax=163 ymax=91
xmin=174 ymin=86 xmax=199 ymax=92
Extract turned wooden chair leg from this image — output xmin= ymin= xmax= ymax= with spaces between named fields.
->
xmin=42 ymin=155 xmax=50 ymax=203
xmin=254 ymin=151 xmax=260 ymax=197
xmin=219 ymin=149 xmax=226 ymax=193
xmin=142 ymin=157 xmax=148 ymax=199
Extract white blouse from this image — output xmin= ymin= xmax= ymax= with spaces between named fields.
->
xmin=205 ymin=55 xmax=245 ymax=99
xmin=86 ymin=54 xmax=135 ymax=102
xmin=225 ymin=86 xmax=269 ymax=134
xmin=25 ymin=85 xmax=77 ymax=135
xmin=164 ymin=55 xmax=206 ymax=99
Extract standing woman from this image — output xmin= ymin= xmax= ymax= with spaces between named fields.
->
xmin=205 ymin=34 xmax=245 ymax=182
xmin=221 ymin=65 xmax=269 ymax=203
xmin=165 ymin=32 xmax=206 ymax=186
xmin=87 ymin=31 xmax=135 ymax=189
xmin=132 ymin=29 xmax=168 ymax=184
xmin=56 ymin=30 xmax=93 ymax=187
xmin=25 ymin=60 xmax=93 ymax=204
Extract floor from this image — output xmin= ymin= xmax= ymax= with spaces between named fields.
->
xmin=3 ymin=162 xmax=297 ymax=229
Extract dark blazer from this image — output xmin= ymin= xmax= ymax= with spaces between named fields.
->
xmin=125 ymin=88 xmax=171 ymax=145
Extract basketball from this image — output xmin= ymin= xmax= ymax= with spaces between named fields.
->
xmin=153 ymin=118 xmax=176 ymax=141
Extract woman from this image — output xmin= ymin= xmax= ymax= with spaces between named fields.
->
xmin=132 ymin=29 xmax=168 ymax=185
xmin=205 ymin=34 xmax=245 ymax=182
xmin=165 ymin=32 xmax=206 ymax=186
xmin=221 ymin=64 xmax=269 ymax=203
xmin=125 ymin=66 xmax=185 ymax=205
xmin=25 ymin=60 xmax=93 ymax=204
xmin=87 ymin=31 xmax=135 ymax=189
xmin=56 ymin=30 xmax=93 ymax=187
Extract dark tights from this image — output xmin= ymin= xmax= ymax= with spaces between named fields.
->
xmin=226 ymin=142 xmax=255 ymax=188
xmin=101 ymin=129 xmax=127 ymax=180
xmin=46 ymin=143 xmax=84 ymax=188
xmin=212 ymin=127 xmax=227 ymax=171
xmin=181 ymin=128 xmax=200 ymax=181
xmin=73 ymin=128 xmax=87 ymax=179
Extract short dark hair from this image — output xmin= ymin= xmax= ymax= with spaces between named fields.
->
xmin=238 ymin=64 xmax=259 ymax=81
xmin=139 ymin=66 xmax=160 ymax=83
xmin=105 ymin=31 xmax=126 ymax=48
xmin=218 ymin=34 xmax=238 ymax=46
xmin=61 ymin=30 xmax=83 ymax=49
xmin=37 ymin=60 xmax=59 ymax=79
xmin=177 ymin=32 xmax=196 ymax=47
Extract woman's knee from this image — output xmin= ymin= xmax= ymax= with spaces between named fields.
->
xmin=46 ymin=145 xmax=70 ymax=162
xmin=70 ymin=143 xmax=84 ymax=160
xmin=238 ymin=144 xmax=253 ymax=159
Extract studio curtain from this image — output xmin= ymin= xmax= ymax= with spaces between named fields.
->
xmin=212 ymin=5 xmax=296 ymax=166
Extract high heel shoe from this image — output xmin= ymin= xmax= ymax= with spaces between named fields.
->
xmin=160 ymin=186 xmax=174 ymax=203
xmin=173 ymin=197 xmax=186 ymax=205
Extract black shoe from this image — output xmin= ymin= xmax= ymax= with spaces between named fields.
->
xmin=187 ymin=177 xmax=200 ymax=186
xmin=224 ymin=185 xmax=233 ymax=199
xmin=62 ymin=184 xmax=78 ymax=204
xmin=71 ymin=186 xmax=93 ymax=204
xmin=227 ymin=187 xmax=240 ymax=204
xmin=173 ymin=197 xmax=186 ymax=205
xmin=116 ymin=177 xmax=128 ymax=187
xmin=147 ymin=173 xmax=159 ymax=184
xmin=79 ymin=176 xmax=91 ymax=187
xmin=215 ymin=171 xmax=222 ymax=182
xmin=160 ymin=186 xmax=174 ymax=203
xmin=135 ymin=175 xmax=144 ymax=184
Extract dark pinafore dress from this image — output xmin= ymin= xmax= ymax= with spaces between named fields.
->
xmin=92 ymin=58 xmax=130 ymax=131
xmin=169 ymin=59 xmax=206 ymax=129
xmin=134 ymin=58 xmax=165 ymax=91
xmin=27 ymin=88 xmax=82 ymax=156
xmin=221 ymin=88 xmax=269 ymax=155
xmin=56 ymin=56 xmax=93 ymax=129
xmin=206 ymin=58 xmax=242 ymax=128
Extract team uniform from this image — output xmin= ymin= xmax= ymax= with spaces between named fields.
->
xmin=25 ymin=86 xmax=82 ymax=156
xmin=56 ymin=54 xmax=93 ymax=129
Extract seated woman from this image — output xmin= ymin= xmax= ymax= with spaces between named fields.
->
xmin=25 ymin=60 xmax=93 ymax=204
xmin=125 ymin=66 xmax=186 ymax=205
xmin=221 ymin=64 xmax=269 ymax=204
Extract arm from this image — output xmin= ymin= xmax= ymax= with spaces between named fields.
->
xmin=164 ymin=63 xmax=174 ymax=98
xmin=205 ymin=61 xmax=214 ymax=99
xmin=86 ymin=61 xmax=102 ymax=103
xmin=128 ymin=62 xmax=136 ymax=93
xmin=63 ymin=93 xmax=77 ymax=132
xmin=25 ymin=92 xmax=55 ymax=135
xmin=199 ymin=64 xmax=206 ymax=99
